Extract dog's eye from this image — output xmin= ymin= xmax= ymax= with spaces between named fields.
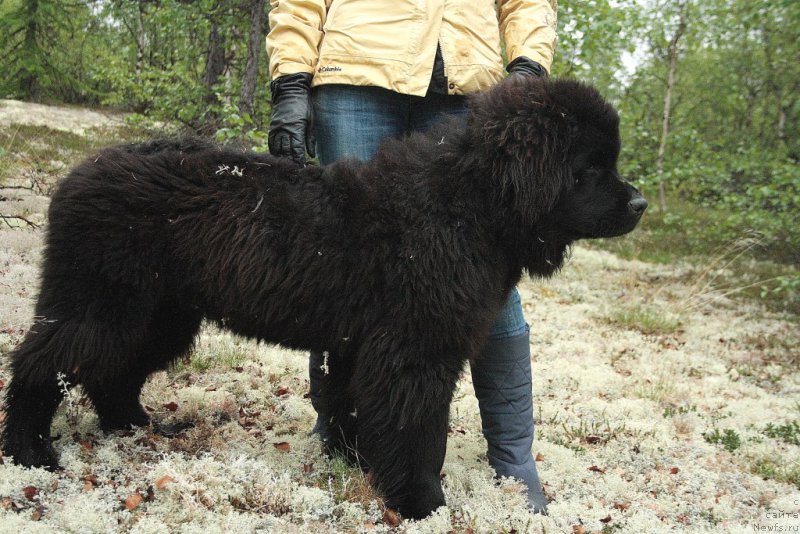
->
xmin=575 ymin=164 xmax=599 ymax=186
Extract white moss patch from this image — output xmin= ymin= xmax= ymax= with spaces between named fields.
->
xmin=0 ymin=99 xmax=127 ymax=135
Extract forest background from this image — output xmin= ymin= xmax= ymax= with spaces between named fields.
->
xmin=1 ymin=0 xmax=798 ymax=311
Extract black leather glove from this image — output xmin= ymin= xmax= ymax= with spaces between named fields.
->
xmin=506 ymin=56 xmax=548 ymax=79
xmin=268 ymin=72 xmax=315 ymax=164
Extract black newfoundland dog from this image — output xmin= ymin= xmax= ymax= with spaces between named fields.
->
xmin=2 ymin=77 xmax=645 ymax=519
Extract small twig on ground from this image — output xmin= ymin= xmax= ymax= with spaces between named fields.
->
xmin=0 ymin=185 xmax=35 ymax=191
xmin=0 ymin=214 xmax=40 ymax=228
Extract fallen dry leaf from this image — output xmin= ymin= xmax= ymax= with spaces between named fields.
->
xmin=2 ymin=496 xmax=23 ymax=511
xmin=273 ymin=441 xmax=290 ymax=452
xmin=670 ymin=467 xmax=680 ymax=474
xmin=383 ymin=508 xmax=401 ymax=527
xmin=82 ymin=475 xmax=98 ymax=492
xmin=572 ymin=525 xmax=585 ymax=534
xmin=162 ymin=401 xmax=178 ymax=412
xmin=155 ymin=475 xmax=176 ymax=490
xmin=588 ymin=465 xmax=606 ymax=474
xmin=535 ymin=452 xmax=544 ymax=462
xmin=613 ymin=501 xmax=630 ymax=511
xmin=125 ymin=493 xmax=143 ymax=511
xmin=600 ymin=515 xmax=612 ymax=523
xmin=23 ymin=486 xmax=39 ymax=501
xmin=31 ymin=505 xmax=45 ymax=521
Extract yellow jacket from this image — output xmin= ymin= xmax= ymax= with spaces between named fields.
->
xmin=267 ymin=0 xmax=558 ymax=97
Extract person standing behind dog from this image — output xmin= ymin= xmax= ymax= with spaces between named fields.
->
xmin=266 ymin=0 xmax=557 ymax=514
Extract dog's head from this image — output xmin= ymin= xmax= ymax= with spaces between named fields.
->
xmin=468 ymin=76 xmax=646 ymax=241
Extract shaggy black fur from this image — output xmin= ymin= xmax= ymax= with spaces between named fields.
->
xmin=1 ymin=77 xmax=645 ymax=519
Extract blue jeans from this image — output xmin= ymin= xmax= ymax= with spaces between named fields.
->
xmin=313 ymin=84 xmax=527 ymax=339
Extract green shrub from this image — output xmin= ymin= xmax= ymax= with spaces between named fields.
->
xmin=703 ymin=428 xmax=742 ymax=453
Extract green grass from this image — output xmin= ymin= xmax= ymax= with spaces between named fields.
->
xmin=605 ymin=305 xmax=682 ymax=336
xmin=318 ymin=456 xmax=379 ymax=507
xmin=662 ymin=404 xmax=697 ymax=418
xmin=634 ymin=379 xmax=675 ymax=403
xmin=541 ymin=410 xmax=641 ymax=453
xmin=751 ymin=456 xmax=800 ymax=489
xmin=559 ymin=417 xmax=628 ymax=446
xmin=589 ymin=196 xmax=800 ymax=316
xmin=0 ymin=122 xmax=152 ymax=186
xmin=171 ymin=340 xmax=251 ymax=373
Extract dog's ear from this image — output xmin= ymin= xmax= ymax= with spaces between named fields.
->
xmin=468 ymin=77 xmax=573 ymax=218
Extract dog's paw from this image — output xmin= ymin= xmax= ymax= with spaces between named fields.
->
xmin=98 ymin=403 xmax=151 ymax=432
xmin=395 ymin=478 xmax=447 ymax=520
xmin=2 ymin=433 xmax=61 ymax=471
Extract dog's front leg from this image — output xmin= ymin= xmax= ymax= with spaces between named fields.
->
xmin=353 ymin=358 xmax=459 ymax=520
xmin=398 ymin=400 xmax=450 ymax=519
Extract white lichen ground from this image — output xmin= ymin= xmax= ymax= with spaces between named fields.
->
xmin=1 ymin=101 xmax=799 ymax=533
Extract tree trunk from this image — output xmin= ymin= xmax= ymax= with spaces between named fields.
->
xmin=655 ymin=47 xmax=677 ymax=213
xmin=239 ymin=0 xmax=267 ymax=120
xmin=655 ymin=3 xmax=688 ymax=213
xmin=23 ymin=0 xmax=40 ymax=99
xmin=203 ymin=7 xmax=227 ymax=115
xmin=135 ymin=1 xmax=146 ymax=76
xmin=777 ymin=101 xmax=786 ymax=146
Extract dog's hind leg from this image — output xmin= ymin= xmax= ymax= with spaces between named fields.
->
xmin=2 ymin=378 xmax=63 ymax=469
xmin=2 ymin=321 xmax=79 ymax=469
xmin=313 ymin=350 xmax=363 ymax=467
xmin=352 ymin=352 xmax=462 ymax=519
xmin=83 ymin=303 xmax=202 ymax=433
xmin=82 ymin=375 xmax=150 ymax=432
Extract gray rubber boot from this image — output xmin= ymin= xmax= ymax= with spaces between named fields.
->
xmin=470 ymin=332 xmax=548 ymax=514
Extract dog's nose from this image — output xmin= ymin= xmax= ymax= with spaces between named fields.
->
xmin=628 ymin=196 xmax=648 ymax=216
